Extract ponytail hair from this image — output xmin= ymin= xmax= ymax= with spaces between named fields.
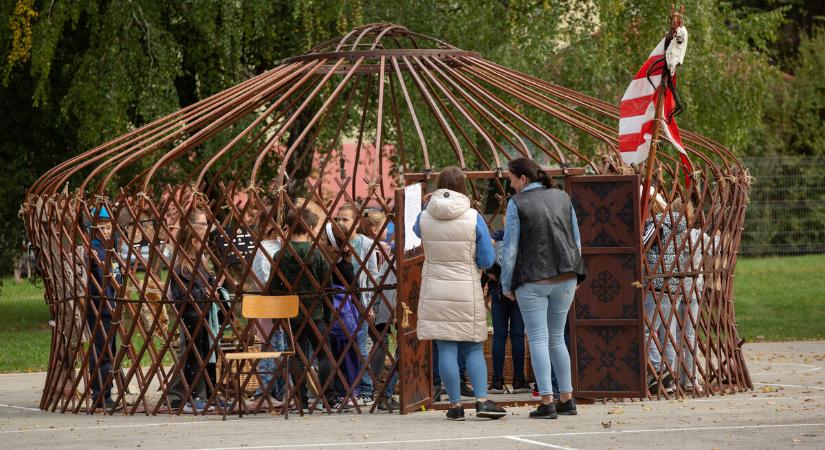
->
xmin=507 ymin=157 xmax=555 ymax=189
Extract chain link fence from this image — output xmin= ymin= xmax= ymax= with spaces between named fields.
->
xmin=741 ymin=156 xmax=825 ymax=257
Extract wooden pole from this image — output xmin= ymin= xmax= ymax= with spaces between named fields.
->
xmin=640 ymin=5 xmax=684 ymax=223
xmin=639 ymin=85 xmax=666 ymax=223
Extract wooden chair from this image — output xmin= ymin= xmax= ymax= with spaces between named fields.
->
xmin=222 ymin=295 xmax=298 ymax=420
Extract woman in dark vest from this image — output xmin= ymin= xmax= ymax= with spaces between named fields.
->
xmin=500 ymin=157 xmax=585 ymax=419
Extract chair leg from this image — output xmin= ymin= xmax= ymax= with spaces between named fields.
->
xmin=236 ymin=361 xmax=244 ymax=419
xmin=283 ymin=356 xmax=289 ymax=420
xmin=222 ymin=372 xmax=228 ymax=421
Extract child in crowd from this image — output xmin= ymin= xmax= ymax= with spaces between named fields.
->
xmin=333 ymin=203 xmax=380 ymax=405
xmin=362 ymin=210 xmax=400 ymax=411
xmin=321 ymin=222 xmax=361 ymax=408
xmin=249 ymin=212 xmax=286 ymax=407
xmin=485 ymin=225 xmax=527 ymax=394
xmin=167 ymin=206 xmax=219 ymax=413
xmin=267 ymin=208 xmax=333 ymax=411
xmin=86 ymin=205 xmax=122 ymax=412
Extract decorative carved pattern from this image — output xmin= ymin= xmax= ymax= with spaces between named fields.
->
xmin=591 ymin=271 xmax=621 ymax=303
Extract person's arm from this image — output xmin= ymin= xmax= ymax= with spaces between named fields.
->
xmin=315 ymin=253 xmax=332 ymax=323
xmin=251 ymin=248 xmax=270 ymax=288
xmin=365 ymin=236 xmax=381 ymax=286
xmin=474 ymin=214 xmax=495 ymax=270
xmin=570 ymin=205 xmax=581 ymax=251
xmin=412 ymin=211 xmax=423 ymax=239
xmin=500 ymin=199 xmax=520 ymax=297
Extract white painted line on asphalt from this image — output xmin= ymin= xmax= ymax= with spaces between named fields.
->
xmin=612 ymin=394 xmax=825 ymax=405
xmin=0 ymin=419 xmax=218 ymax=434
xmin=0 ymin=372 xmax=47 ymax=377
xmin=505 ymin=436 xmax=579 ymax=449
xmin=751 ymin=362 xmax=822 ymax=376
xmin=0 ymin=404 xmax=41 ymax=412
xmin=518 ymin=422 xmax=825 ymax=439
xmin=189 ymin=423 xmax=825 ymax=450
xmin=755 ymin=382 xmax=825 ymax=391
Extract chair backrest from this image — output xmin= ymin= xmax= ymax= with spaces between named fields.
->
xmin=241 ymin=295 xmax=299 ymax=319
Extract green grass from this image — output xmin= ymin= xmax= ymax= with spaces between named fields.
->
xmin=733 ymin=254 xmax=825 ymax=342
xmin=0 ymin=278 xmax=51 ymax=372
xmin=0 ymin=254 xmax=823 ymax=372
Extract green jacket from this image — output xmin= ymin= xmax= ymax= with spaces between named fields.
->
xmin=266 ymin=241 xmax=330 ymax=323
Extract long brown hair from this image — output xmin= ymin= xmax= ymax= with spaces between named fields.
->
xmin=436 ymin=166 xmax=467 ymax=195
xmin=174 ymin=206 xmax=209 ymax=275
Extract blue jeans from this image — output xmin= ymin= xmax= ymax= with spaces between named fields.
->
xmin=516 ymin=278 xmax=576 ymax=396
xmin=675 ymin=293 xmax=698 ymax=385
xmin=356 ymin=325 xmax=373 ymax=397
xmin=644 ymin=291 xmax=676 ymax=373
xmin=255 ymin=329 xmax=286 ymax=399
xmin=435 ymin=340 xmax=489 ymax=404
xmin=432 ymin=341 xmax=467 ymax=387
xmin=550 ymin=322 xmax=570 ymax=397
xmin=490 ymin=285 xmax=525 ymax=382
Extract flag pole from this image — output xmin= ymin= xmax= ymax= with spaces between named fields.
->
xmin=639 ymin=5 xmax=684 ymax=223
xmin=639 ymin=85 xmax=666 ymax=223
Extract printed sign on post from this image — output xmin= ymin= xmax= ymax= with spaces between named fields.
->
xmin=403 ymin=183 xmax=422 ymax=251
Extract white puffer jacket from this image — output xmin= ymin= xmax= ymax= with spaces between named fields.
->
xmin=416 ymin=189 xmax=487 ymax=343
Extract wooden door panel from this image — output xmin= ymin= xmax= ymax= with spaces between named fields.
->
xmin=394 ymin=186 xmax=432 ymax=414
xmin=567 ymin=175 xmax=645 ymax=398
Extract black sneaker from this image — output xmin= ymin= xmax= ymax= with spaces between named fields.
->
xmin=446 ymin=405 xmax=465 ymax=421
xmin=529 ymin=402 xmax=558 ymax=419
xmin=648 ymin=372 xmax=675 ymax=394
xmin=377 ymin=397 xmax=399 ymax=411
xmin=460 ymin=382 xmax=475 ymax=398
xmin=475 ymin=400 xmax=506 ymax=419
xmin=489 ymin=379 xmax=505 ymax=394
xmin=555 ymin=398 xmax=577 ymax=415
xmin=511 ymin=378 xmax=529 ymax=394
xmin=434 ymin=385 xmax=443 ymax=402
xmin=662 ymin=372 xmax=676 ymax=393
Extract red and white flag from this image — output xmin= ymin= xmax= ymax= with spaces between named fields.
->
xmin=619 ymin=37 xmax=693 ymax=185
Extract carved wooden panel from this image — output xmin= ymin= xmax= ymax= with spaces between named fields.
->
xmin=567 ymin=175 xmax=645 ymax=398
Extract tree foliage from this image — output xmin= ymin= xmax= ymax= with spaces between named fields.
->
xmin=1 ymin=0 xmax=821 ymax=274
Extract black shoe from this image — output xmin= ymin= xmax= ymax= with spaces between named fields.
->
xmin=529 ymin=402 xmax=558 ymax=419
xmin=489 ymin=379 xmax=505 ymax=394
xmin=475 ymin=400 xmax=506 ymax=419
xmin=446 ymin=405 xmax=465 ymax=421
xmin=648 ymin=372 xmax=675 ymax=394
xmin=434 ymin=385 xmax=443 ymax=402
xmin=378 ymin=397 xmax=399 ymax=411
xmin=511 ymin=378 xmax=529 ymax=394
xmin=555 ymin=398 xmax=577 ymax=415
xmin=460 ymin=382 xmax=475 ymax=398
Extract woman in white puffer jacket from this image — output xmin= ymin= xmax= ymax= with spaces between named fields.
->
xmin=413 ymin=166 xmax=506 ymax=421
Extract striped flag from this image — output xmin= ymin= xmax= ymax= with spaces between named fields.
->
xmin=619 ymin=37 xmax=693 ymax=185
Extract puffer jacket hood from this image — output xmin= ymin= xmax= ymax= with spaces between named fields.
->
xmin=426 ymin=189 xmax=471 ymax=220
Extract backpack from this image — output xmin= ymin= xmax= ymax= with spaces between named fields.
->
xmin=330 ymin=283 xmax=360 ymax=338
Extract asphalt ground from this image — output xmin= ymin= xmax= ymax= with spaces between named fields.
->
xmin=0 ymin=340 xmax=823 ymax=449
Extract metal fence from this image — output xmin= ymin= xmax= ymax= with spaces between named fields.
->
xmin=741 ymin=156 xmax=825 ymax=257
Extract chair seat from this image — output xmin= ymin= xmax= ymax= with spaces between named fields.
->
xmin=225 ymin=351 xmax=294 ymax=360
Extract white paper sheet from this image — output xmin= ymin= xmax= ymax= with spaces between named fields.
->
xmin=403 ymin=183 xmax=423 ymax=251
